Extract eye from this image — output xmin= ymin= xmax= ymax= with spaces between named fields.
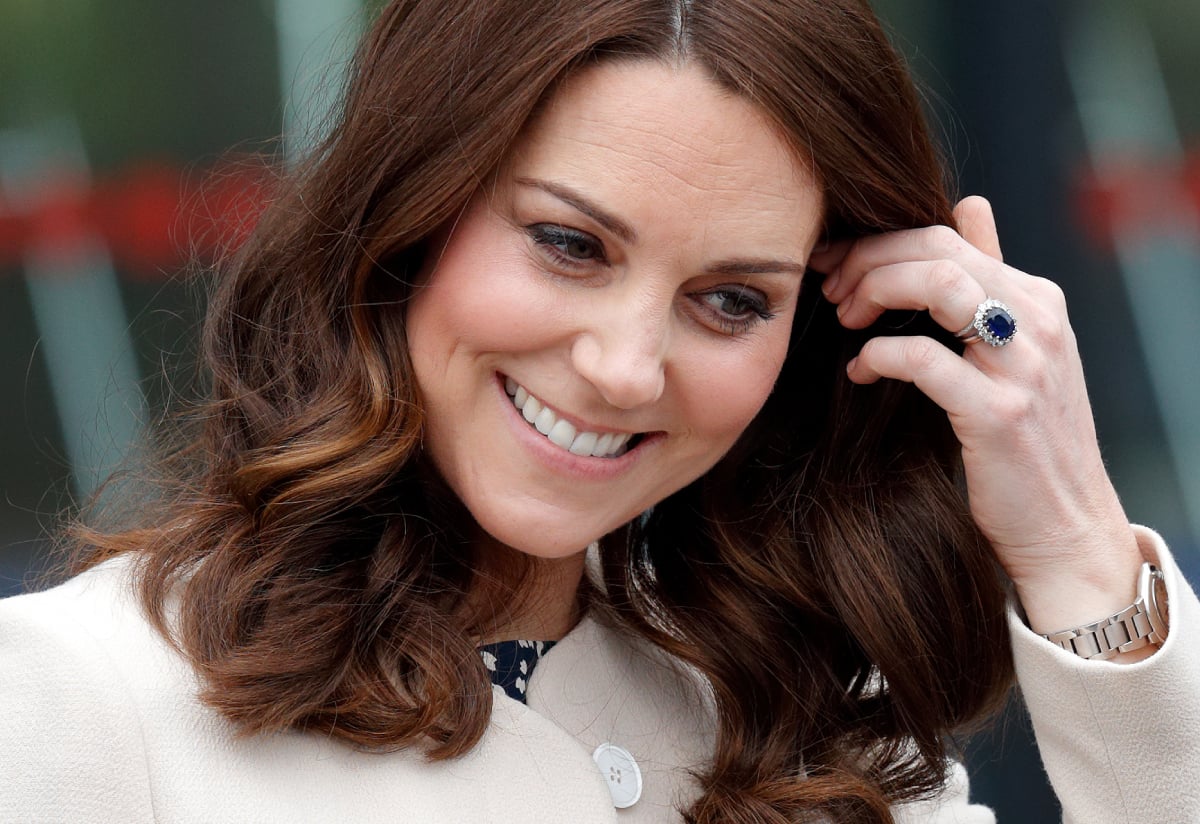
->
xmin=695 ymin=286 xmax=775 ymax=334
xmin=527 ymin=224 xmax=605 ymax=268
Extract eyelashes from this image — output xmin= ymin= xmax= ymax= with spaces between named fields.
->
xmin=526 ymin=224 xmax=603 ymax=268
xmin=696 ymin=288 xmax=776 ymax=334
xmin=524 ymin=222 xmax=778 ymax=335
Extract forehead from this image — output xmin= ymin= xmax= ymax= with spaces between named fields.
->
xmin=503 ymin=59 xmax=824 ymax=253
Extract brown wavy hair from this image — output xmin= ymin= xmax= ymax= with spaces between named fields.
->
xmin=74 ymin=0 xmax=1014 ymax=821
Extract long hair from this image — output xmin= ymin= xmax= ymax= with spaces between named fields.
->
xmin=73 ymin=1 xmax=1013 ymax=821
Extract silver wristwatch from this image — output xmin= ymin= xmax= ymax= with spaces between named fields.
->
xmin=1042 ymin=562 xmax=1169 ymax=660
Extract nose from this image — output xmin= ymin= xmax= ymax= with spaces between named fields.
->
xmin=570 ymin=297 xmax=668 ymax=410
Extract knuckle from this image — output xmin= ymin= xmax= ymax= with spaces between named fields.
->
xmin=901 ymin=336 xmax=942 ymax=372
xmin=1018 ymin=280 xmax=1073 ymax=348
xmin=1021 ymin=351 xmax=1055 ymax=393
xmin=926 ymin=224 xmax=967 ymax=256
xmin=961 ymin=194 xmax=992 ymax=212
xmin=992 ymin=389 xmax=1036 ymax=425
xmin=857 ymin=336 xmax=885 ymax=363
xmin=927 ymin=259 xmax=970 ymax=299
xmin=1033 ymin=277 xmax=1067 ymax=309
xmin=1042 ymin=317 xmax=1072 ymax=355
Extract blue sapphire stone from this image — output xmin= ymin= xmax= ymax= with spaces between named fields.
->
xmin=983 ymin=306 xmax=1015 ymax=340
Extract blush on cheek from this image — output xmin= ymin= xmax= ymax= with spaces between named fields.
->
xmin=417 ymin=229 xmax=568 ymax=354
xmin=681 ymin=351 xmax=787 ymax=443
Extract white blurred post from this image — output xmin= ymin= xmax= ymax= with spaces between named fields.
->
xmin=0 ymin=121 xmax=145 ymax=501
xmin=275 ymin=0 xmax=365 ymax=163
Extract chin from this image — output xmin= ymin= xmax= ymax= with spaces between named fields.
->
xmin=474 ymin=509 xmax=613 ymax=559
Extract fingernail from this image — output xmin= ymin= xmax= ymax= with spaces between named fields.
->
xmin=836 ymin=294 xmax=853 ymax=318
xmin=822 ymin=273 xmax=840 ymax=297
xmin=846 ymin=357 xmax=858 ymax=374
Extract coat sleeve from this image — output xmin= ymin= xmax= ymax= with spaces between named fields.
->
xmin=0 ymin=577 xmax=155 ymax=824
xmin=1009 ymin=524 xmax=1200 ymax=823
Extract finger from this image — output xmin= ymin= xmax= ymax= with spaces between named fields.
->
xmin=823 ymin=224 xmax=984 ymax=304
xmin=808 ymin=238 xmax=852 ymax=274
xmin=809 ymin=239 xmax=854 ymax=297
xmin=953 ymin=196 xmax=1004 ymax=262
xmin=834 ymin=259 xmax=987 ymax=332
xmin=847 ymin=335 xmax=990 ymax=419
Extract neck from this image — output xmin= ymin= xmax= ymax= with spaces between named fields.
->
xmin=469 ymin=532 xmax=590 ymax=645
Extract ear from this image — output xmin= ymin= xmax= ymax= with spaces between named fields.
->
xmin=953 ymin=196 xmax=1004 ymax=262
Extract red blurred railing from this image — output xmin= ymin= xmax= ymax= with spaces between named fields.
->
xmin=3 ymin=146 xmax=1199 ymax=278
xmin=0 ymin=160 xmax=271 ymax=277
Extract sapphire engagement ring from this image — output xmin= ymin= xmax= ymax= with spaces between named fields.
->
xmin=955 ymin=298 xmax=1017 ymax=347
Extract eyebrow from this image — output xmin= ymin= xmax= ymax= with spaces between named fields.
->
xmin=516 ymin=177 xmax=638 ymax=244
xmin=515 ymin=176 xmax=809 ymax=276
xmin=706 ymin=259 xmax=808 ymax=277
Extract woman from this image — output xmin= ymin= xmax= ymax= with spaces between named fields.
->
xmin=2 ymin=0 xmax=1197 ymax=822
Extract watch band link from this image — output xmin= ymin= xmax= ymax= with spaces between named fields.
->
xmin=1042 ymin=563 xmax=1167 ymax=661
xmin=1045 ymin=603 xmax=1153 ymax=660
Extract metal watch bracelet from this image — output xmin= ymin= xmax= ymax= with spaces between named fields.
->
xmin=1042 ymin=562 xmax=1168 ymax=660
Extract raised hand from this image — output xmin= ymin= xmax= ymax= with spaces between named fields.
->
xmin=810 ymin=197 xmax=1146 ymax=643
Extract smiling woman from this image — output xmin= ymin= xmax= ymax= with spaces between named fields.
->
xmin=408 ymin=61 xmax=820 ymax=566
xmin=2 ymin=0 xmax=1199 ymax=823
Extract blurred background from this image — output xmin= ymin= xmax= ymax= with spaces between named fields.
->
xmin=1 ymin=0 xmax=1197 ymax=818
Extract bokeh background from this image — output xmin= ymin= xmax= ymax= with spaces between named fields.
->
xmin=2 ymin=1 xmax=1197 ymax=819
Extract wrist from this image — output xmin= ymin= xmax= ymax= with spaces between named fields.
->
xmin=1011 ymin=526 xmax=1144 ymax=635
xmin=1037 ymin=562 xmax=1168 ymax=663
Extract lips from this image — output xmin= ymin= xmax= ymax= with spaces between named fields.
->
xmin=504 ymin=376 xmax=640 ymax=458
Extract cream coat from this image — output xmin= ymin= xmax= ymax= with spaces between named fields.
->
xmin=2 ymin=525 xmax=1198 ymax=823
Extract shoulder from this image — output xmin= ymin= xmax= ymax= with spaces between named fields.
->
xmin=0 ymin=555 xmax=178 ymax=683
xmin=0 ymin=557 xmax=163 ymax=822
xmin=3 ymin=554 xmax=138 ymax=629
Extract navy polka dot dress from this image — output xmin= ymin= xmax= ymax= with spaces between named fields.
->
xmin=478 ymin=639 xmax=557 ymax=703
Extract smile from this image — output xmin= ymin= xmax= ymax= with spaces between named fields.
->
xmin=504 ymin=377 xmax=641 ymax=458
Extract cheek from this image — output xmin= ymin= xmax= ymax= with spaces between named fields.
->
xmin=408 ymin=215 xmax=588 ymax=372
xmin=676 ymin=331 xmax=791 ymax=443
xmin=407 ymin=236 xmax=552 ymax=370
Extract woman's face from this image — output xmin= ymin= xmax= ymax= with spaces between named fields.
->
xmin=406 ymin=59 xmax=823 ymax=557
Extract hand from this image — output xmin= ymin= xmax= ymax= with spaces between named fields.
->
xmin=809 ymin=197 xmax=1144 ymax=636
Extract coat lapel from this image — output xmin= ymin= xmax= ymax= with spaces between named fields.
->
xmin=524 ymin=615 xmax=716 ymax=822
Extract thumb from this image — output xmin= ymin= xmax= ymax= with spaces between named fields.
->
xmin=953 ymin=196 xmax=1004 ymax=262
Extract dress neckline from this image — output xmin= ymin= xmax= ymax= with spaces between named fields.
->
xmin=478 ymin=639 xmax=557 ymax=704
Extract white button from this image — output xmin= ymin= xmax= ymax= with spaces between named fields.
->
xmin=592 ymin=742 xmax=643 ymax=809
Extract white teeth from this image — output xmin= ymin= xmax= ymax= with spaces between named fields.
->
xmin=569 ymin=431 xmax=598 ymax=456
xmin=533 ymin=407 xmax=556 ymax=435
xmin=503 ymin=377 xmax=638 ymax=458
xmin=547 ymin=419 xmax=577 ymax=450
xmin=521 ymin=395 xmax=542 ymax=424
xmin=593 ymin=432 xmax=615 ymax=456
